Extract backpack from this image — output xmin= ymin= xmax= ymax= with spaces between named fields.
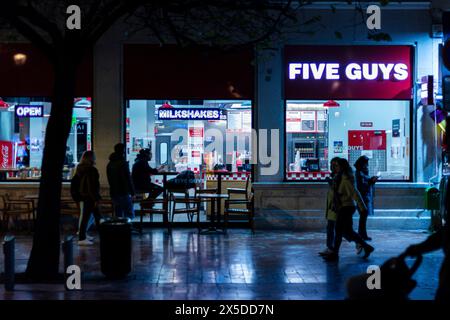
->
xmin=70 ymin=173 xmax=82 ymax=202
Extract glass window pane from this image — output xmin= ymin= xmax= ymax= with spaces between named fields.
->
xmin=0 ymin=96 xmax=92 ymax=181
xmin=285 ymin=100 xmax=410 ymax=181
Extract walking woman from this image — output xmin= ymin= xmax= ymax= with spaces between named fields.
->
xmin=322 ymin=158 xmax=374 ymax=261
xmin=354 ymin=156 xmax=378 ymax=241
xmin=319 ymin=157 xmax=340 ymax=256
xmin=76 ymin=151 xmax=102 ymax=246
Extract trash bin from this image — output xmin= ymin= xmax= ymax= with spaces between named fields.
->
xmin=99 ymin=218 xmax=132 ymax=279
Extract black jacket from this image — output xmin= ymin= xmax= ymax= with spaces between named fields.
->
xmin=107 ymin=152 xmax=135 ymax=197
xmin=132 ymin=158 xmax=158 ymax=192
xmin=355 ymin=169 xmax=374 ymax=203
xmin=75 ymin=163 xmax=101 ymax=202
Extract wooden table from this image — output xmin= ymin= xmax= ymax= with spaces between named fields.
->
xmin=197 ymin=193 xmax=229 ymax=234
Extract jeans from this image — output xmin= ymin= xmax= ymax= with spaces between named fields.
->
xmin=136 ymin=183 xmax=164 ymax=200
xmin=358 ymin=199 xmax=373 ymax=238
xmin=334 ymin=206 xmax=369 ymax=254
xmin=326 ymin=220 xmax=336 ymax=250
xmin=112 ymin=195 xmax=135 ymax=219
xmin=78 ymin=200 xmax=102 ymax=241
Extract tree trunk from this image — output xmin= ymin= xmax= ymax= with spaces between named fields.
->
xmin=26 ymin=54 xmax=78 ymax=281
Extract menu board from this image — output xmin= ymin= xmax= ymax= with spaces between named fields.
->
xmin=242 ymin=111 xmax=252 ymax=132
xmin=227 ymin=112 xmax=242 ymax=130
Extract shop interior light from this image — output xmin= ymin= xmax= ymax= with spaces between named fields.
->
xmin=0 ymin=98 xmax=10 ymax=108
xmin=161 ymin=102 xmax=173 ymax=108
xmin=323 ymin=100 xmax=340 ymax=107
xmin=13 ymin=53 xmax=27 ymax=66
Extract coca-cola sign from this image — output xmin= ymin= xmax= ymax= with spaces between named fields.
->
xmin=0 ymin=141 xmax=13 ymax=169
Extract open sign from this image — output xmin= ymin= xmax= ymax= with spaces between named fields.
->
xmin=15 ymin=105 xmax=43 ymax=118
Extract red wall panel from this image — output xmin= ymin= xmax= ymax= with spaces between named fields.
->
xmin=124 ymin=45 xmax=254 ymax=100
xmin=0 ymin=43 xmax=93 ymax=97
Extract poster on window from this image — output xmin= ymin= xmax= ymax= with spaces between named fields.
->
xmin=333 ymin=141 xmax=343 ymax=154
xmin=0 ymin=141 xmax=13 ymax=169
xmin=317 ymin=111 xmax=327 ymax=132
xmin=286 ymin=111 xmax=301 ymax=133
xmin=301 ymin=111 xmax=315 ymax=132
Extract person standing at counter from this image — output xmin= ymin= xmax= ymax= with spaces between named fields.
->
xmin=107 ymin=143 xmax=135 ymax=219
xmin=354 ymin=156 xmax=378 ymax=241
xmin=75 ymin=151 xmax=102 ymax=246
xmin=132 ymin=148 xmax=164 ymax=200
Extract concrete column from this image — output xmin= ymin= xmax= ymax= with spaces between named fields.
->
xmin=255 ymin=49 xmax=284 ymax=182
xmin=93 ymin=27 xmax=123 ymax=185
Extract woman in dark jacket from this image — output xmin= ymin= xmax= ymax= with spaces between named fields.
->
xmin=354 ymin=156 xmax=378 ymax=241
xmin=76 ymin=151 xmax=102 ymax=245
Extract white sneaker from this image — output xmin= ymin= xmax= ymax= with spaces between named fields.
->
xmin=78 ymin=239 xmax=94 ymax=246
xmin=86 ymin=235 xmax=95 ymax=241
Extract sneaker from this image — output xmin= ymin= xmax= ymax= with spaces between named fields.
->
xmin=355 ymin=243 xmax=363 ymax=255
xmin=78 ymin=239 xmax=94 ymax=246
xmin=363 ymin=245 xmax=374 ymax=259
xmin=86 ymin=235 xmax=95 ymax=241
xmin=318 ymin=248 xmax=333 ymax=256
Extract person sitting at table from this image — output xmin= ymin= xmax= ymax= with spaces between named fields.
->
xmin=132 ymin=148 xmax=165 ymax=200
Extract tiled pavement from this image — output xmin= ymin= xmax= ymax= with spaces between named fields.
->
xmin=0 ymin=229 xmax=444 ymax=300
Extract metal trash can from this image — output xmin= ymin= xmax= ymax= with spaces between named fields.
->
xmin=99 ymin=218 xmax=132 ymax=279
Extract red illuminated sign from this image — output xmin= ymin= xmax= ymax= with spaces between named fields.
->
xmin=189 ymin=128 xmax=204 ymax=138
xmin=0 ymin=141 xmax=14 ymax=169
xmin=285 ymin=46 xmax=413 ymax=100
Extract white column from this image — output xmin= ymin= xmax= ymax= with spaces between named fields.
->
xmin=255 ymin=49 xmax=284 ymax=182
xmin=93 ymin=28 xmax=123 ymax=185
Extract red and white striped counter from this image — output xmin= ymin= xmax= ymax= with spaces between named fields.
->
xmin=287 ymin=171 xmax=330 ymax=181
xmin=205 ymin=172 xmax=251 ymax=181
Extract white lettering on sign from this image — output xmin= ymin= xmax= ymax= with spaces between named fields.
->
xmin=348 ymin=146 xmax=363 ymax=151
xmin=15 ymin=106 xmax=43 ymax=118
xmin=289 ymin=63 xmax=409 ymax=81
xmin=1 ymin=145 xmax=9 ymax=168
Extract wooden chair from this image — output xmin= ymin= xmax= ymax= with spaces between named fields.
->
xmin=227 ymin=174 xmax=251 ymax=200
xmin=0 ymin=194 xmax=34 ymax=233
xmin=170 ymin=194 xmax=201 ymax=226
xmin=224 ymin=192 xmax=254 ymax=233
xmin=138 ymin=198 xmax=169 ymax=232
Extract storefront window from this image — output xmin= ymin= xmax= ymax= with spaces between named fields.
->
xmin=285 ymin=100 xmax=410 ymax=181
xmin=126 ymin=100 xmax=252 ymax=176
xmin=0 ymin=97 xmax=92 ymax=181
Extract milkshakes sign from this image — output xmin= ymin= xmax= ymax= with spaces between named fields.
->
xmin=158 ymin=108 xmax=224 ymax=121
xmin=285 ymin=46 xmax=413 ymax=100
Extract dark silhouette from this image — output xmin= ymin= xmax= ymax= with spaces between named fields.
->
xmin=354 ymin=155 xmax=378 ymax=241
xmin=403 ymin=177 xmax=449 ymax=301
xmin=322 ymin=158 xmax=374 ymax=262
xmin=319 ymin=157 xmax=340 ymax=256
xmin=107 ymin=143 xmax=135 ymax=219
xmin=74 ymin=151 xmax=102 ymax=245
xmin=131 ymin=148 xmax=164 ymax=200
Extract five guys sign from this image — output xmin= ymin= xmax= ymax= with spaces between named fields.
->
xmin=285 ymin=46 xmax=413 ymax=100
